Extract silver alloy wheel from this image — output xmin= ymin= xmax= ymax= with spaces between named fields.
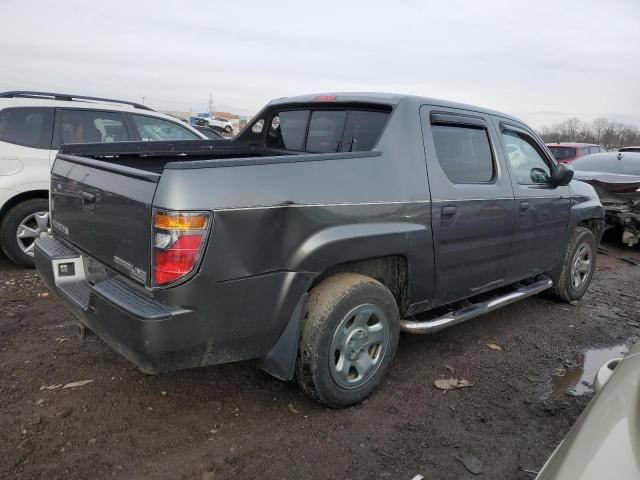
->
xmin=571 ymin=242 xmax=592 ymax=289
xmin=16 ymin=211 xmax=50 ymax=257
xmin=329 ymin=303 xmax=390 ymax=389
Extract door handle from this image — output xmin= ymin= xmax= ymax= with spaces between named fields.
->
xmin=81 ymin=191 xmax=96 ymax=203
xmin=519 ymin=201 xmax=530 ymax=212
xmin=442 ymin=205 xmax=458 ymax=217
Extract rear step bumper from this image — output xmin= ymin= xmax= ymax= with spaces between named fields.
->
xmin=399 ymin=276 xmax=553 ymax=334
xmin=34 ymin=235 xmax=196 ymax=374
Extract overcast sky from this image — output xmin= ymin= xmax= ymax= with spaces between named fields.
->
xmin=1 ymin=0 xmax=639 ymax=127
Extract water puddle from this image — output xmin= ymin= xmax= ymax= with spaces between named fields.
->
xmin=551 ymin=345 xmax=628 ymax=397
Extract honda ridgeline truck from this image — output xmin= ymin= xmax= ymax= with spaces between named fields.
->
xmin=35 ymin=93 xmax=604 ymax=407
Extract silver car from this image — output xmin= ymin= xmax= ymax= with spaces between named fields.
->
xmin=536 ymin=341 xmax=640 ymax=479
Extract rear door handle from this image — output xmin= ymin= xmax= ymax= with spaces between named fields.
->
xmin=442 ymin=205 xmax=458 ymax=217
xmin=519 ymin=201 xmax=530 ymax=212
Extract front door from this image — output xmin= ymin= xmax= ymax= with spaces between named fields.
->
xmin=421 ymin=107 xmax=515 ymax=307
xmin=494 ymin=120 xmax=571 ymax=283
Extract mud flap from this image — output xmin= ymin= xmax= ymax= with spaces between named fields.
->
xmin=256 ymin=293 xmax=308 ymax=381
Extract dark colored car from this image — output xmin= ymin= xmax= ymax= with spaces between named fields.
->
xmin=34 ymin=93 xmax=603 ymax=408
xmin=546 ymin=143 xmax=607 ymax=164
xmin=194 ymin=126 xmax=225 ymax=139
xmin=571 ymin=152 xmax=640 ymax=247
xmin=618 ymin=146 xmax=640 ymax=153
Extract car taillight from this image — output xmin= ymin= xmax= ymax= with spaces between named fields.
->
xmin=152 ymin=210 xmax=211 ymax=286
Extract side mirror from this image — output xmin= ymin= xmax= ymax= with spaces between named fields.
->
xmin=549 ymin=163 xmax=574 ymax=187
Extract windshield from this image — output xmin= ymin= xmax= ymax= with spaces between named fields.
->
xmin=572 ymin=153 xmax=640 ymax=176
xmin=548 ymin=146 xmax=577 ymax=160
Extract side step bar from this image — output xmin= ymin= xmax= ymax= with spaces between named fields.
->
xmin=399 ymin=275 xmax=553 ymax=334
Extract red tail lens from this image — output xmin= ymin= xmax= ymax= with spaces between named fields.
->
xmin=152 ymin=211 xmax=211 ymax=286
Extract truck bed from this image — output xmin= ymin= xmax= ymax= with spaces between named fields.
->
xmin=59 ymin=140 xmax=291 ymax=173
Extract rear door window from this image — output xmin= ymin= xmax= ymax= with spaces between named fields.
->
xmin=431 ymin=124 xmax=495 ymax=183
xmin=0 ymin=107 xmax=54 ymax=149
xmin=59 ymin=110 xmax=131 ymax=145
xmin=131 ymin=115 xmax=200 ymax=141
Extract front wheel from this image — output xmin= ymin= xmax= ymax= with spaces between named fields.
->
xmin=296 ymin=273 xmax=399 ymax=408
xmin=224 ymin=125 xmax=233 ymax=133
xmin=0 ymin=199 xmax=50 ymax=268
xmin=549 ymin=226 xmax=597 ymax=302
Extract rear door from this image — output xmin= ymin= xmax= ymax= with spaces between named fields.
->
xmin=495 ymin=120 xmax=571 ymax=282
xmin=420 ymin=107 xmax=515 ymax=306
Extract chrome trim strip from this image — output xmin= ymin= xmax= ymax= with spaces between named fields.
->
xmin=214 ymin=200 xmax=431 ymax=212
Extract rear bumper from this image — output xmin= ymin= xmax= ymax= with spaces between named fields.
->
xmin=35 ymin=235 xmax=312 ymax=375
xmin=35 ymin=235 xmax=205 ymax=374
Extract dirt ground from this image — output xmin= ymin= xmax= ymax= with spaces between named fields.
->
xmin=1 ymin=234 xmax=639 ymax=480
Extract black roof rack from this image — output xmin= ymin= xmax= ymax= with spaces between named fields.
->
xmin=0 ymin=91 xmax=153 ymax=111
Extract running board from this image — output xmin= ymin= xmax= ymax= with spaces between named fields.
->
xmin=399 ymin=275 xmax=553 ymax=334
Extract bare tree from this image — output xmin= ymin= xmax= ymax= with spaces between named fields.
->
xmin=539 ymin=117 xmax=640 ymax=149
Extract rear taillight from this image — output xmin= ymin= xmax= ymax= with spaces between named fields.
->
xmin=152 ymin=210 xmax=211 ymax=287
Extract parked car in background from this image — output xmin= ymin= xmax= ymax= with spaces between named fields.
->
xmin=194 ymin=125 xmax=225 ymax=139
xmin=535 ymin=341 xmax=640 ymax=480
xmin=0 ymin=91 xmax=207 ymax=267
xmin=208 ymin=115 xmax=234 ymax=133
xmin=571 ymin=151 xmax=640 ymax=247
xmin=618 ymin=145 xmax=640 ymax=153
xmin=546 ymin=142 xmax=608 ymax=164
xmin=35 ymin=92 xmax=603 ymax=408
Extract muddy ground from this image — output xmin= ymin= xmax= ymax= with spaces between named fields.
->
xmin=1 ymin=234 xmax=639 ymax=480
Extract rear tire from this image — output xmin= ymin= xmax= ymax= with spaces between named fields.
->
xmin=0 ymin=199 xmax=49 ymax=268
xmin=549 ymin=226 xmax=597 ymax=302
xmin=296 ymin=273 xmax=399 ymax=408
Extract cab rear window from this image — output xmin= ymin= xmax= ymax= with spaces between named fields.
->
xmin=265 ymin=108 xmax=389 ymax=153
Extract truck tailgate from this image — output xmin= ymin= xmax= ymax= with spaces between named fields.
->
xmin=50 ymin=154 xmax=159 ymax=285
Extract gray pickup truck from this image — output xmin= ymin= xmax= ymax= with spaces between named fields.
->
xmin=35 ymin=93 xmax=604 ymax=408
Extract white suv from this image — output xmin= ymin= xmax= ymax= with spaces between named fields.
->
xmin=0 ymin=91 xmax=207 ymax=267
xmin=207 ymin=116 xmax=234 ymax=133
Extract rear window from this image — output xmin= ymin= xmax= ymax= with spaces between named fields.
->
xmin=431 ymin=124 xmax=495 ymax=183
xmin=0 ymin=107 xmax=54 ymax=149
xmin=572 ymin=154 xmax=640 ymax=176
xmin=548 ymin=146 xmax=577 ymax=160
xmin=265 ymin=108 xmax=389 ymax=153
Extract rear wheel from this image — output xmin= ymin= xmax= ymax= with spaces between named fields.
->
xmin=549 ymin=226 xmax=597 ymax=302
xmin=224 ymin=125 xmax=232 ymax=133
xmin=0 ymin=199 xmax=50 ymax=268
xmin=296 ymin=273 xmax=399 ymax=408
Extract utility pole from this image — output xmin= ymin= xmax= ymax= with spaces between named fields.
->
xmin=208 ymin=93 xmax=214 ymax=118
xmin=142 ymin=96 xmax=145 ymax=105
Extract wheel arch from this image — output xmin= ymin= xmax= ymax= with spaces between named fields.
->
xmin=0 ymin=189 xmax=49 ymax=220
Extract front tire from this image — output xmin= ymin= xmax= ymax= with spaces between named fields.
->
xmin=549 ymin=226 xmax=597 ymax=302
xmin=296 ymin=273 xmax=399 ymax=408
xmin=0 ymin=199 xmax=50 ymax=268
